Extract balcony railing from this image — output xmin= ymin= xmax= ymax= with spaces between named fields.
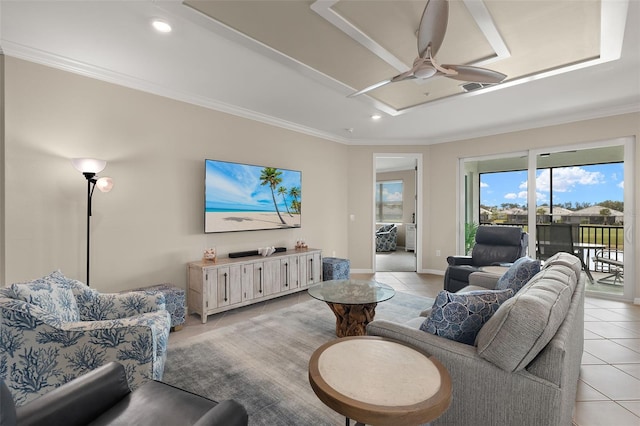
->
xmin=479 ymin=222 xmax=624 ymax=273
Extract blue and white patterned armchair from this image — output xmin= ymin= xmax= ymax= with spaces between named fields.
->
xmin=0 ymin=271 xmax=171 ymax=406
xmin=376 ymin=224 xmax=398 ymax=252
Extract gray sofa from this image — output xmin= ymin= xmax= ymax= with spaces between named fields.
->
xmin=367 ymin=252 xmax=584 ymax=426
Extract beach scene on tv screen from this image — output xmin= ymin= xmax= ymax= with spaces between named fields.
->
xmin=205 ymin=159 xmax=302 ymax=233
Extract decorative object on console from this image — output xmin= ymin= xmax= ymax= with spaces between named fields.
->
xmin=258 ymin=246 xmax=276 ymax=256
xmin=71 ymin=158 xmax=114 ymax=287
xmin=205 ymin=159 xmax=302 ymax=233
xmin=295 ymin=239 xmax=308 ymax=249
xmin=203 ymin=247 xmax=217 ymax=263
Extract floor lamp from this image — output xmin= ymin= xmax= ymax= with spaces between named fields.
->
xmin=72 ymin=158 xmax=114 ymax=286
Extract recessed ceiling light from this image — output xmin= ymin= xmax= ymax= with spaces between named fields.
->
xmin=152 ymin=20 xmax=172 ymax=33
xmin=371 ymin=114 xmax=382 ymax=120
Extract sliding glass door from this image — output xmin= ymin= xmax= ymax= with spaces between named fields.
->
xmin=460 ymin=138 xmax=634 ymax=301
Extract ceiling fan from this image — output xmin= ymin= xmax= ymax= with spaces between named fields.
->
xmin=348 ymin=0 xmax=507 ymax=98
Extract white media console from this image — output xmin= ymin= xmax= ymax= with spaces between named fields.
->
xmin=187 ymin=248 xmax=322 ymax=323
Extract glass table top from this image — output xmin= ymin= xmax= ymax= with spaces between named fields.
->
xmin=307 ymin=279 xmax=395 ymax=305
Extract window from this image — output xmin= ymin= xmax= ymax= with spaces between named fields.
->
xmin=376 ymin=180 xmax=403 ymax=222
xmin=478 ymin=162 xmax=624 ymax=226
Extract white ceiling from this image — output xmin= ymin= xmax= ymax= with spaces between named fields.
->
xmin=1 ymin=0 xmax=639 ymax=146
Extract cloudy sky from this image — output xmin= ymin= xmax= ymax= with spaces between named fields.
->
xmin=480 ymin=163 xmax=624 ymax=208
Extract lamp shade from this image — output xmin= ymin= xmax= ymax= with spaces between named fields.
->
xmin=72 ymin=158 xmax=107 ymax=174
xmin=95 ymin=177 xmax=114 ymax=193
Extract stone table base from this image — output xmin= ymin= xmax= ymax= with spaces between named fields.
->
xmin=326 ymin=302 xmax=377 ymax=337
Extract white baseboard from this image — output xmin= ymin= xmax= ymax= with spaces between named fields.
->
xmin=421 ymin=269 xmax=445 ymax=276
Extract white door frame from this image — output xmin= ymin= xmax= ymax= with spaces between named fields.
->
xmin=373 ymin=153 xmax=423 ymax=272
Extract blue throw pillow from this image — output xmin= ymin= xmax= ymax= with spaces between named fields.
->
xmin=496 ymin=256 xmax=541 ymax=293
xmin=420 ymin=289 xmax=513 ymax=345
xmin=11 ymin=271 xmax=80 ymax=322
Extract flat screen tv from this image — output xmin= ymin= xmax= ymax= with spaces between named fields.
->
xmin=205 ymin=159 xmax=302 ymax=233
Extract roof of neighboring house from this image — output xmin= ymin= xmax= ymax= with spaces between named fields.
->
xmin=571 ymin=205 xmax=624 ymax=217
xmin=535 ymin=206 xmax=574 ymax=215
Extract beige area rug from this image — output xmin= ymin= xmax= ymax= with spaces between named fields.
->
xmin=162 ymin=292 xmax=433 ymax=425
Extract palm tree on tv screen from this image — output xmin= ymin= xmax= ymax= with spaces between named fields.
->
xmin=260 ymin=167 xmax=286 ymax=224
xmin=277 ymin=186 xmax=293 ymax=217
xmin=289 ymin=186 xmax=301 ymax=214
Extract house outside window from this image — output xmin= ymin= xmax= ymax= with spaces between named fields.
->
xmin=376 ymin=180 xmax=403 ymax=222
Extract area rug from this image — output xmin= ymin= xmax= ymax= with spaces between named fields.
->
xmin=163 ymin=291 xmax=434 ymax=426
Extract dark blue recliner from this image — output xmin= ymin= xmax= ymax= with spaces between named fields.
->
xmin=444 ymin=225 xmax=529 ymax=293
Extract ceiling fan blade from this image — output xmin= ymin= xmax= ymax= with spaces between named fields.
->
xmin=442 ymin=65 xmax=507 ymax=84
xmin=348 ymin=79 xmax=392 ymax=97
xmin=417 ymin=0 xmax=449 ymax=58
xmin=349 ymin=68 xmax=418 ymax=97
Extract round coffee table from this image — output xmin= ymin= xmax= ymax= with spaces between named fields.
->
xmin=308 ymin=336 xmax=452 ymax=426
xmin=307 ymin=279 xmax=395 ymax=337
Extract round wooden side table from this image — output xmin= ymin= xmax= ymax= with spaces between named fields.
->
xmin=308 ymin=336 xmax=452 ymax=426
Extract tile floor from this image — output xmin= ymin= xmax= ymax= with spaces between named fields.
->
xmin=170 ymin=272 xmax=640 ymax=426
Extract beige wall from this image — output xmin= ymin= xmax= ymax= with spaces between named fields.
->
xmin=347 ymin=114 xmax=639 ymax=299
xmin=3 ymin=57 xmax=349 ymax=291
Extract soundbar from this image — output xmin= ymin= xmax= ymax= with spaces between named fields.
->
xmin=228 ymin=247 xmax=287 ymax=258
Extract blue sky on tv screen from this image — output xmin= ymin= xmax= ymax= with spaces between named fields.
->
xmin=480 ymin=163 xmax=624 ymax=208
xmin=205 ymin=160 xmax=301 ymax=212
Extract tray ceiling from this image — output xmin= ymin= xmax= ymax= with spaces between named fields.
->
xmin=186 ymin=0 xmax=601 ymax=113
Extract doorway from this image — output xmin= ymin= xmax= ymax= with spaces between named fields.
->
xmin=373 ymin=154 xmax=422 ymax=272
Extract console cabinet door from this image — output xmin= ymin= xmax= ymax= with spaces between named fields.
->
xmin=205 ymin=268 xmax=219 ymax=310
xmin=280 ymin=258 xmax=295 ymax=291
xmin=241 ymin=263 xmax=254 ymax=301
xmin=300 ymin=252 xmax=322 ymax=287
xmin=217 ymin=267 xmax=242 ymax=307
xmin=309 ymin=252 xmax=322 ymax=283
xmin=263 ymin=259 xmax=281 ymax=296
xmin=253 ymin=263 xmax=265 ymax=298
xmin=289 ymin=255 xmax=301 ymax=289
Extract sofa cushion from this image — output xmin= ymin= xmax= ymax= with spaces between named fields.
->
xmin=496 ymin=256 xmax=540 ymax=293
xmin=11 ymin=271 xmax=80 ymax=322
xmin=542 ymin=252 xmax=582 ymax=278
xmin=420 ymin=289 xmax=513 ymax=345
xmin=476 ymin=266 xmax=576 ymax=372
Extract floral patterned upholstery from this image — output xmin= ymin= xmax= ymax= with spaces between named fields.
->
xmin=375 ymin=224 xmax=398 ymax=252
xmin=0 ymin=271 xmax=171 ymax=406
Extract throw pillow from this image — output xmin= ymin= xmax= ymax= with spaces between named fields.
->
xmin=495 ymin=256 xmax=541 ymax=293
xmin=420 ymin=289 xmax=513 ymax=345
xmin=11 ymin=271 xmax=80 ymax=322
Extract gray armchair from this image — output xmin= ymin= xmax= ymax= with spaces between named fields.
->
xmin=444 ymin=226 xmax=528 ymax=293
xmin=376 ymin=224 xmax=398 ymax=252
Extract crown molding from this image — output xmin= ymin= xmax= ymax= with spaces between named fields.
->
xmin=2 ymin=41 xmax=351 ymax=146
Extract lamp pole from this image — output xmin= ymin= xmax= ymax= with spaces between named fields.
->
xmin=84 ymin=172 xmax=96 ymax=286
xmin=72 ymin=158 xmax=113 ymax=287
